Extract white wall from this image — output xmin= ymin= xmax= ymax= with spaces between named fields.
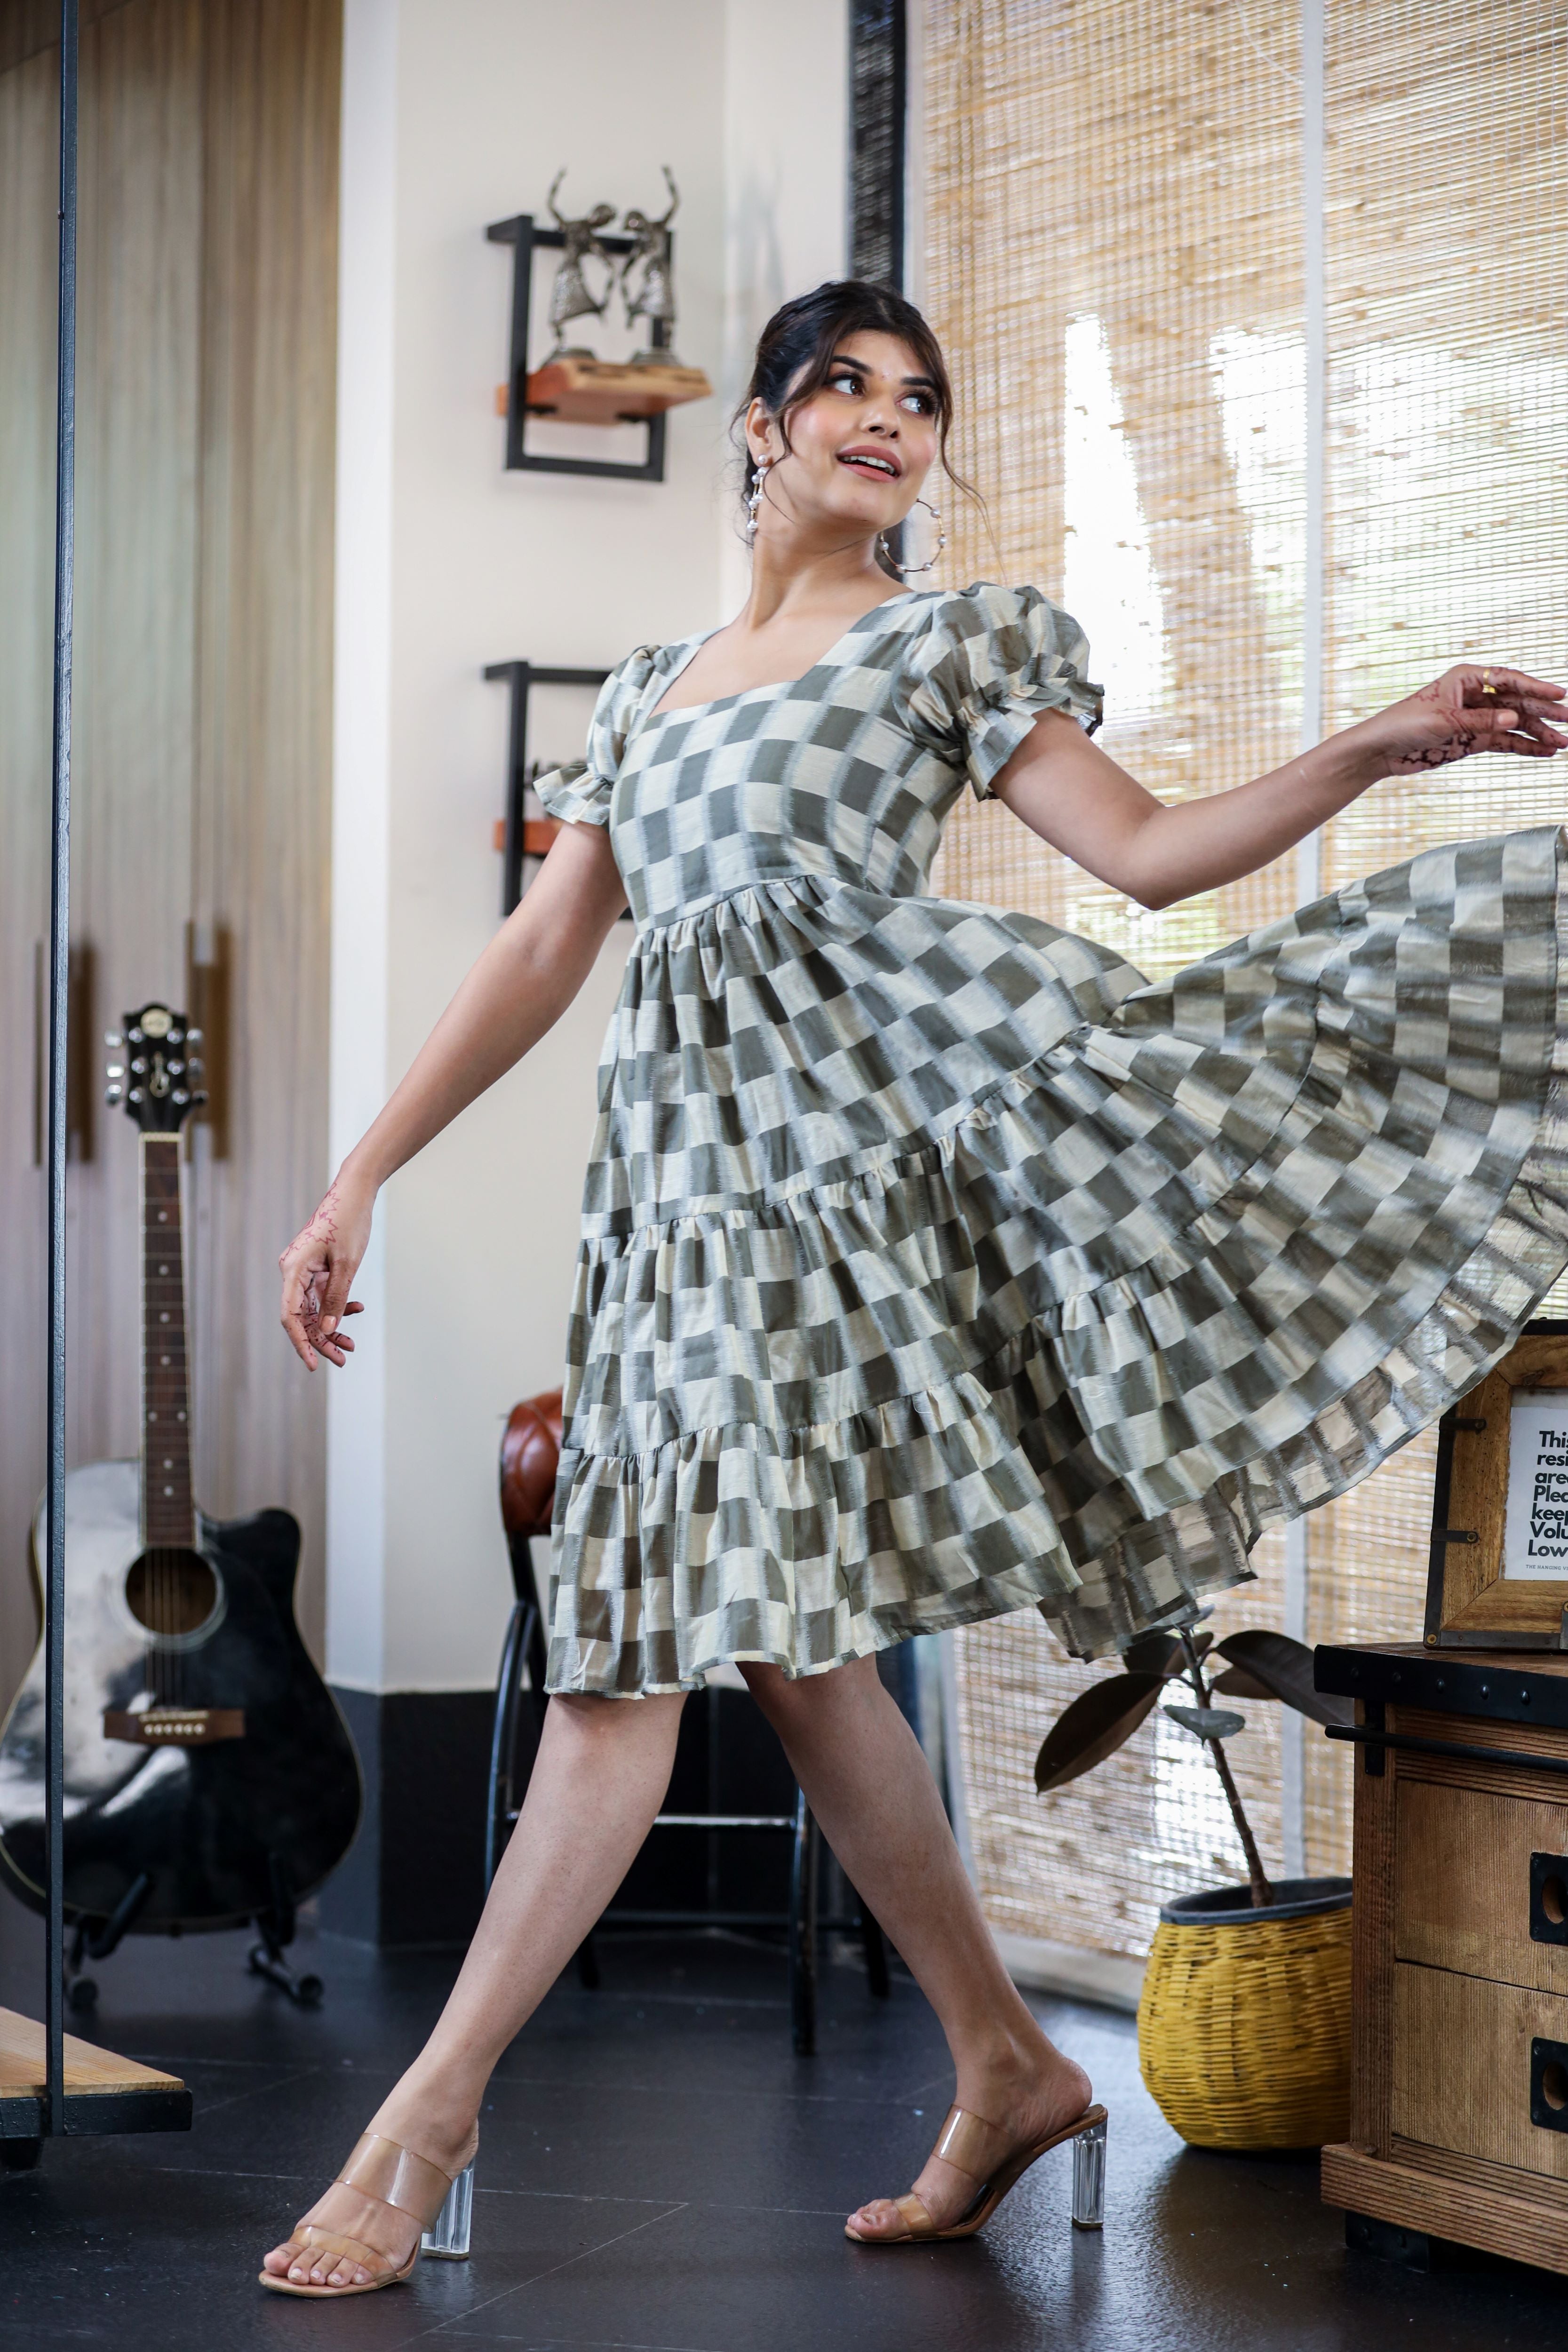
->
xmin=328 ymin=0 xmax=847 ymax=1693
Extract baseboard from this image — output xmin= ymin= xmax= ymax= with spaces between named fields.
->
xmin=318 ymin=1686 xmax=494 ymax=1948
xmin=994 ymin=1931 xmax=1146 ymax=2016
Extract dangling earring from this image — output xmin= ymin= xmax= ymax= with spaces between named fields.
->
xmin=880 ymin=496 xmax=947 ymax=576
xmin=745 ymin=456 xmax=774 ymax=542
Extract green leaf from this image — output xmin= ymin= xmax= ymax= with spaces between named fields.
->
xmin=1120 ymin=1627 xmax=1213 ymax=1677
xmin=1035 ymin=1672 xmax=1168 ymax=1793
xmin=1211 ymin=1629 xmax=1355 ymax=1728
xmin=1163 ymin=1702 xmax=1246 ymax=1741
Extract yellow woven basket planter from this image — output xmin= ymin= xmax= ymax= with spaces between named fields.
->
xmin=1138 ymin=1877 xmax=1353 ymax=2151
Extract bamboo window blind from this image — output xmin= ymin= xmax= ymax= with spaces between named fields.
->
xmin=921 ymin=0 xmax=1568 ymax=1958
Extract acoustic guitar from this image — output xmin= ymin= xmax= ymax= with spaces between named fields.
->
xmin=0 ymin=1001 xmax=360 ymax=2007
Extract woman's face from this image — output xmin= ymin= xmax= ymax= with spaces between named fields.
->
xmin=746 ymin=330 xmax=941 ymax=549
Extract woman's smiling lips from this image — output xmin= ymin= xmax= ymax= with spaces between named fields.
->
xmin=837 ymin=445 xmax=903 ymax=480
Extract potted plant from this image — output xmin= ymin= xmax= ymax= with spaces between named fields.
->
xmin=1035 ymin=1624 xmax=1355 ymax=2150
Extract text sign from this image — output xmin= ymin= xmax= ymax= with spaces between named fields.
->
xmin=1504 ymin=1391 xmax=1568 ymax=1577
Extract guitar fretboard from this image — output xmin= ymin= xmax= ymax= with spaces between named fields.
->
xmin=141 ymin=1136 xmax=194 ymax=1547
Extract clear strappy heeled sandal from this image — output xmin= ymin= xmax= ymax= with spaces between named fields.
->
xmin=259 ymin=2131 xmax=475 ymax=2297
xmin=845 ymin=2101 xmax=1107 ymax=2243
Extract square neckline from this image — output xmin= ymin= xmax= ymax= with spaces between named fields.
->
xmin=643 ymin=591 xmax=924 ymax=723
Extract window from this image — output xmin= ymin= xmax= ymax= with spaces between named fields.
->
xmin=921 ymin=0 xmax=1567 ymax=1959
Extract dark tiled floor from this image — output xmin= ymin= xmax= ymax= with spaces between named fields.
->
xmin=2 ymin=1909 xmax=1566 ymax=2350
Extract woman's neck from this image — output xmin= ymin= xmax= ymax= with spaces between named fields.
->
xmin=739 ymin=527 xmax=898 ymax=634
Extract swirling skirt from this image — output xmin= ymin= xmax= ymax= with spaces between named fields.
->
xmin=544 ymin=827 xmax=1568 ymax=1693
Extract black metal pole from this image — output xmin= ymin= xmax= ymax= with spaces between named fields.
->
xmin=45 ymin=0 xmax=80 ymax=2138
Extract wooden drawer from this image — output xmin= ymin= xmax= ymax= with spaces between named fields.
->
xmin=1393 ymin=1965 xmax=1568 ymax=2179
xmin=1395 ymin=1778 xmax=1568 ymax=1994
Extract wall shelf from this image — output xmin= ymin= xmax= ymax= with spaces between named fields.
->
xmin=485 ymin=660 xmax=610 ymax=917
xmin=486 ymin=213 xmax=702 ymax=482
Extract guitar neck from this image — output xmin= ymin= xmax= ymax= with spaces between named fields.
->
xmin=141 ymin=1134 xmax=195 ymax=1546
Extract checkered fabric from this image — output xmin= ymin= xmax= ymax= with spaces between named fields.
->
xmin=535 ymin=583 xmax=1568 ymax=1694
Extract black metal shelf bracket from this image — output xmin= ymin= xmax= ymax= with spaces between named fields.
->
xmin=486 ymin=213 xmax=672 ymax=481
xmin=42 ymin=0 xmax=80 ymax=2145
xmin=485 ymin=660 xmax=610 ymax=918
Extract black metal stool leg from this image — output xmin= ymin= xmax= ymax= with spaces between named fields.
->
xmin=485 ymin=1599 xmax=528 ymax=1892
xmin=789 ymin=1789 xmax=820 ymax=2056
xmin=859 ymin=1902 xmax=891 ymax=1998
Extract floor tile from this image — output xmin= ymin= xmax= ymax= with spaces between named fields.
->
xmin=4 ymin=1908 xmax=1568 ymax=2350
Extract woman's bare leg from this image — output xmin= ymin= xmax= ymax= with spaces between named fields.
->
xmin=262 ymin=1689 xmax=685 ymax=2289
xmin=740 ymin=1654 xmax=1090 ymax=2238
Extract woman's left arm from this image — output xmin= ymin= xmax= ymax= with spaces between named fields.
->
xmin=994 ymin=665 xmax=1568 ymax=911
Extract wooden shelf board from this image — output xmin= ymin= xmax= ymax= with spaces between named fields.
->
xmin=0 ymin=2006 xmax=191 ymax=2139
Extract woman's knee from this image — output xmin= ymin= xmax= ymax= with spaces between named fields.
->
xmin=547 ymin=1689 xmax=685 ymax=1745
xmin=740 ymin=1654 xmax=879 ymax=1727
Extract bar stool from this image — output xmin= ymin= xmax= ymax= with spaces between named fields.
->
xmin=490 ymin=1389 xmax=891 ymax=2054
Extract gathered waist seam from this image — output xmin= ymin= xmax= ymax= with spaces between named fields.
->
xmin=633 ymin=867 xmax=919 ymax=938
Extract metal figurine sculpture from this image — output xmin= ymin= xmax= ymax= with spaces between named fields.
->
xmin=544 ymin=170 xmax=615 ymax=357
xmin=620 ymin=167 xmax=681 ymax=365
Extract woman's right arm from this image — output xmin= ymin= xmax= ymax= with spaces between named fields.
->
xmin=279 ymin=821 xmax=628 ymax=1370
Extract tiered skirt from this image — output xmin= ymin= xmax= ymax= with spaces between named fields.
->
xmin=544 ymin=829 xmax=1568 ymax=1693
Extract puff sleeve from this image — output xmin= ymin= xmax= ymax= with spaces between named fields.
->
xmin=899 ymin=583 xmax=1103 ymax=799
xmin=533 ymin=645 xmax=660 ymax=829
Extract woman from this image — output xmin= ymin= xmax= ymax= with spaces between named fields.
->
xmin=263 ymin=280 xmax=1567 ymax=2295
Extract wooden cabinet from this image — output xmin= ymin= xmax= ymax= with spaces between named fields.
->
xmin=1318 ymin=1643 xmax=1568 ymax=2272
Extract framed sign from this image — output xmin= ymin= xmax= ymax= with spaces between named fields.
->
xmin=1425 ymin=1323 xmax=1568 ymax=1649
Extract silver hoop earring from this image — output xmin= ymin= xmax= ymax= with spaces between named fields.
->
xmin=880 ymin=496 xmax=946 ymax=576
xmin=745 ymin=457 xmax=774 ymax=542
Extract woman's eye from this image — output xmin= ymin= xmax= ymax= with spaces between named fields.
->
xmin=828 ymin=371 xmax=861 ymax=395
xmin=899 ymin=392 xmax=934 ymax=416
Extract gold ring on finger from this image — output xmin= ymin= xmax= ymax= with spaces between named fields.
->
xmin=1482 ymin=668 xmax=1496 ymax=694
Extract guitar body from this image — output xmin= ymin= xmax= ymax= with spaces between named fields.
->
xmin=0 ymin=1460 xmax=361 ymax=1931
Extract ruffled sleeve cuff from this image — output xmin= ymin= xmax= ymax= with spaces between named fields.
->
xmin=533 ymin=644 xmax=662 ymax=831
xmin=535 ymin=760 xmax=614 ymax=829
xmin=901 ymin=582 xmax=1104 ymax=801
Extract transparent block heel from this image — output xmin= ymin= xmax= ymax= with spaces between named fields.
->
xmin=1070 ymin=2114 xmax=1107 ymax=2230
xmin=421 ymin=2162 xmax=474 ymax=2260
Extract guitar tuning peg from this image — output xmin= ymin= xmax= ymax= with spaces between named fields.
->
xmin=104 ymin=1083 xmax=123 ymax=1105
xmin=105 ymin=1063 xmax=124 ymax=1080
xmin=186 ymin=1027 xmax=204 ymax=1046
xmin=172 ymin=1088 xmax=190 ymax=1106
xmin=127 ymin=1087 xmax=145 ymax=1104
xmin=193 ymin=1089 xmax=209 ymax=1107
xmin=103 ymin=1029 xmax=123 ymax=1048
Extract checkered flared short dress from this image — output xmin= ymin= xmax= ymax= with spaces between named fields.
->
xmin=535 ymin=581 xmax=1568 ymax=1695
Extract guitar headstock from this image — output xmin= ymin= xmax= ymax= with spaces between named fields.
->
xmin=104 ymin=1003 xmax=209 ymax=1135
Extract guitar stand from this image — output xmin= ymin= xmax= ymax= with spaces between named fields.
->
xmin=59 ymin=1864 xmax=325 ymax=2015
xmin=246 ymin=1859 xmax=324 ymax=2007
xmin=63 ymin=1870 xmax=154 ymax=2013
xmin=246 ymin=1932 xmax=323 ymax=2008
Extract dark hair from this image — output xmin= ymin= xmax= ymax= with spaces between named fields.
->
xmin=733 ymin=280 xmax=970 ymax=574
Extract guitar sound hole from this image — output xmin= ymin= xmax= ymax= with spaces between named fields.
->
xmin=126 ymin=1548 xmax=218 ymax=1639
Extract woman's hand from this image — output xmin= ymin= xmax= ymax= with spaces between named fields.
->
xmin=274 ymin=822 xmax=626 ymax=1373
xmin=1349 ymin=663 xmax=1567 ymax=778
xmin=279 ymin=1172 xmax=374 ymax=1370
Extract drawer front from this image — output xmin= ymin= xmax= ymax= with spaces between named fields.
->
xmin=1395 ymin=1779 xmax=1568 ymax=1994
xmin=1393 ymin=1965 xmax=1568 ymax=2179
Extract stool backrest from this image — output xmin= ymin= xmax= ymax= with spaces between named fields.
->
xmin=499 ymin=1390 xmax=563 ymax=1606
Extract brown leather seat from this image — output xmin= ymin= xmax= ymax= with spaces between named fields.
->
xmin=499 ymin=1388 xmax=563 ymax=1544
